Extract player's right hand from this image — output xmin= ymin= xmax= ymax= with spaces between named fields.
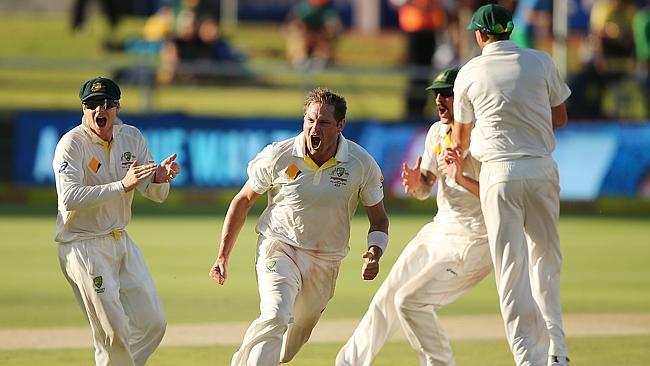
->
xmin=361 ymin=250 xmax=380 ymax=280
xmin=401 ymin=156 xmax=422 ymax=194
xmin=209 ymin=258 xmax=228 ymax=285
xmin=120 ymin=160 xmax=157 ymax=192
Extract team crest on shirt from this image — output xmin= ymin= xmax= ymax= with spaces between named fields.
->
xmin=329 ymin=167 xmax=349 ymax=187
xmin=93 ymin=276 xmax=105 ymax=293
xmin=120 ymin=151 xmax=136 ymax=168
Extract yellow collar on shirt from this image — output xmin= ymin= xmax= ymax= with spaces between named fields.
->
xmin=304 ymin=155 xmax=337 ymax=171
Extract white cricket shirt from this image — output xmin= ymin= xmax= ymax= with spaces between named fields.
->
xmin=453 ymin=40 xmax=571 ymax=162
xmin=247 ymin=132 xmax=384 ymax=260
xmin=53 ymin=117 xmax=169 ymax=243
xmin=421 ymin=121 xmax=485 ymax=234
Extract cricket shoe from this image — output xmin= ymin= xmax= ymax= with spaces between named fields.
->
xmin=549 ymin=355 xmax=570 ymax=366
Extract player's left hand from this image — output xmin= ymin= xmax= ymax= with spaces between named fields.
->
xmin=361 ymin=247 xmax=382 ymax=280
xmin=154 ymin=153 xmax=181 ymax=183
xmin=444 ymin=148 xmax=464 ymax=183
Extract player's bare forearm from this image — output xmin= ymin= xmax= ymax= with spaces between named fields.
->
xmin=366 ymin=202 xmax=389 ymax=238
xmin=452 ymin=121 xmax=472 ymax=154
xmin=210 ymin=183 xmax=260 ymax=285
xmin=217 ymin=183 xmax=260 ymax=261
xmin=362 ymin=202 xmax=389 ymax=280
xmin=456 ymin=175 xmax=480 ymax=198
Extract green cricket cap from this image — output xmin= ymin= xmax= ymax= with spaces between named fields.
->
xmin=426 ymin=67 xmax=459 ymax=91
xmin=466 ymin=4 xmax=514 ymax=35
xmin=79 ymin=76 xmax=121 ymax=101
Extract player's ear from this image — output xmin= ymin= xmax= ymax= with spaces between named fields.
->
xmin=337 ymin=118 xmax=346 ymax=132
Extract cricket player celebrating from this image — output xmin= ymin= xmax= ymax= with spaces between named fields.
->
xmin=452 ymin=4 xmax=571 ymax=366
xmin=53 ymin=77 xmax=180 ymax=366
xmin=209 ymin=87 xmax=389 ymax=366
xmin=336 ymin=68 xmax=492 ymax=366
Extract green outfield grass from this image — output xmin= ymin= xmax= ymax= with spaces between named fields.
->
xmin=1 ymin=336 xmax=649 ymax=366
xmin=1 ymin=214 xmax=649 ymax=329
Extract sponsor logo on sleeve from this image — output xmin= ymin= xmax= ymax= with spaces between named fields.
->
xmin=88 ymin=158 xmax=101 ymax=173
xmin=58 ymin=161 xmax=69 ymax=173
xmin=285 ymin=164 xmax=301 ymax=180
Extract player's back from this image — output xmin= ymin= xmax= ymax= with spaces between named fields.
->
xmin=456 ymin=40 xmax=557 ymax=162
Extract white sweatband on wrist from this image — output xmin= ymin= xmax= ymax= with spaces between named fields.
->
xmin=367 ymin=231 xmax=389 ymax=253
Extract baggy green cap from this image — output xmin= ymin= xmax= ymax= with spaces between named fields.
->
xmin=426 ymin=67 xmax=460 ymax=91
xmin=79 ymin=76 xmax=121 ymax=101
xmin=466 ymin=4 xmax=514 ymax=35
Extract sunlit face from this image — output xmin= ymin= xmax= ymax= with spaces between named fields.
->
xmin=82 ymin=98 xmax=120 ymax=142
xmin=303 ymin=102 xmax=344 ymax=164
xmin=433 ymin=89 xmax=454 ymax=124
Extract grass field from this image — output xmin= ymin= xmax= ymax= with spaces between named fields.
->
xmin=0 ymin=213 xmax=649 ymax=365
xmin=2 ymin=336 xmax=650 ymax=366
xmin=1 ymin=12 xmax=649 ymax=364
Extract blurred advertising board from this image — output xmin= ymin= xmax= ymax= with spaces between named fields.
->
xmin=14 ymin=112 xmax=650 ymax=200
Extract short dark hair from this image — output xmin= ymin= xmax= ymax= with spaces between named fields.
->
xmin=486 ymin=32 xmax=511 ymax=41
xmin=303 ymin=87 xmax=347 ymax=122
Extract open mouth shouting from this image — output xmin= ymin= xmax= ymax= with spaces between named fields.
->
xmin=437 ymin=101 xmax=451 ymax=120
xmin=96 ymin=116 xmax=108 ymax=127
xmin=310 ymin=134 xmax=322 ymax=150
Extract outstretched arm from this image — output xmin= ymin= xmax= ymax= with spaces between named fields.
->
xmin=209 ymin=182 xmax=260 ymax=285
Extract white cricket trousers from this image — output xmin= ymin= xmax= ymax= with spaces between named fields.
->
xmin=57 ymin=232 xmax=166 ymax=366
xmin=231 ymin=236 xmax=340 ymax=366
xmin=336 ymin=222 xmax=492 ymax=366
xmin=480 ymin=157 xmax=569 ymax=366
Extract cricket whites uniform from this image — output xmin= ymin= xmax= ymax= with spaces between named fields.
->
xmin=231 ymin=132 xmax=384 ymax=366
xmin=454 ymin=40 xmax=572 ymax=366
xmin=53 ymin=117 xmax=168 ymax=366
xmin=336 ymin=122 xmax=492 ymax=366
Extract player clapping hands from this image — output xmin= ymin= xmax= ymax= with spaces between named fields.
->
xmin=121 ymin=153 xmax=181 ymax=192
xmin=154 ymin=153 xmax=181 ymax=183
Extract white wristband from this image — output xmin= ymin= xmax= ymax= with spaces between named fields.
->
xmin=367 ymin=231 xmax=388 ymax=253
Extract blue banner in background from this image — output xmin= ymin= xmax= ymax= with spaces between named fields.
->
xmin=14 ymin=112 xmax=650 ymax=200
